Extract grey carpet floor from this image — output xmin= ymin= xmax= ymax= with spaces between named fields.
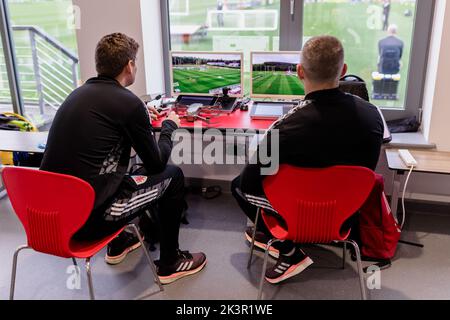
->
xmin=0 ymin=192 xmax=449 ymax=300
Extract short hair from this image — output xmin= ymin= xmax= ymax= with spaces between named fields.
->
xmin=388 ymin=24 xmax=398 ymax=35
xmin=95 ymin=33 xmax=140 ymax=78
xmin=301 ymin=36 xmax=345 ymax=83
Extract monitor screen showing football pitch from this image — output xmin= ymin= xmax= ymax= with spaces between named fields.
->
xmin=251 ymin=52 xmax=305 ymax=99
xmin=170 ymin=52 xmax=243 ymax=97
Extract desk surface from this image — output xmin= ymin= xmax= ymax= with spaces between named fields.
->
xmin=152 ymin=108 xmax=274 ymax=132
xmin=386 ymin=149 xmax=450 ymax=175
xmin=0 ymin=131 xmax=48 ymax=153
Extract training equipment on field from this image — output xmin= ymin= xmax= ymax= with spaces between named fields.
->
xmin=372 ymin=72 xmax=401 ymax=101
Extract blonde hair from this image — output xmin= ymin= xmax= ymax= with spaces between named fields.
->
xmin=301 ymin=36 xmax=344 ymax=83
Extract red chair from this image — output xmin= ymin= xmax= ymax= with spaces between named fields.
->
xmin=248 ymin=165 xmax=376 ymax=300
xmin=2 ymin=167 xmax=163 ymax=300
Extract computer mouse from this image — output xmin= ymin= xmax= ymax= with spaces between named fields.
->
xmin=38 ymin=143 xmax=46 ymax=150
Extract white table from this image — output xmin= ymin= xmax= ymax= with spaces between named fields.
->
xmin=386 ymin=148 xmax=450 ymax=248
xmin=0 ymin=131 xmax=48 ymax=198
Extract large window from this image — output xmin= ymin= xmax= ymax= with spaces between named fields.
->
xmin=5 ymin=0 xmax=79 ymax=127
xmin=164 ymin=0 xmax=435 ymax=120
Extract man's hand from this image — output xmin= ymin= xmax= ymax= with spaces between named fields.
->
xmin=166 ymin=111 xmax=181 ymax=128
xmin=146 ymin=104 xmax=161 ymax=121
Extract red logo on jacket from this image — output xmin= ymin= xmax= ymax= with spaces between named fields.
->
xmin=131 ymin=176 xmax=148 ymax=186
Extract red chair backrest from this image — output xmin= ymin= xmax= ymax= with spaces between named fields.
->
xmin=262 ymin=165 xmax=376 ymax=243
xmin=2 ymin=167 xmax=95 ymax=258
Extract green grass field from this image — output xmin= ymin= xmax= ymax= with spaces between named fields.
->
xmin=303 ymin=1 xmax=415 ymax=108
xmin=173 ymin=66 xmax=241 ymax=94
xmin=252 ymin=71 xmax=305 ymax=96
xmin=9 ymin=0 xmax=78 ymax=52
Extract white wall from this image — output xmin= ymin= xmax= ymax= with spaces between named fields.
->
xmin=422 ymin=0 xmax=450 ymax=151
xmin=72 ymin=0 xmax=148 ymax=96
xmin=400 ymin=0 xmax=450 ymax=202
xmin=421 ymin=0 xmax=446 ymax=140
xmin=140 ymin=0 xmax=166 ymax=95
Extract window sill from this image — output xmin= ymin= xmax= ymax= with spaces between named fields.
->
xmin=386 ymin=132 xmax=436 ymax=149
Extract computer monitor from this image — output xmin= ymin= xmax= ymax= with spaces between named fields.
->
xmin=250 ymin=51 xmax=305 ymax=100
xmin=170 ymin=51 xmax=244 ymax=97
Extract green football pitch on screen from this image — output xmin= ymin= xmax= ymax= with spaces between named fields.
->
xmin=252 ymin=52 xmax=305 ymax=97
xmin=171 ymin=53 xmax=242 ymax=95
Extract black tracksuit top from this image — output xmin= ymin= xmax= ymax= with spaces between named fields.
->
xmin=41 ymin=76 xmax=177 ymax=210
xmin=240 ymin=88 xmax=385 ymax=195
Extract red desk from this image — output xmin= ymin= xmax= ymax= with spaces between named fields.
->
xmin=152 ymin=109 xmax=274 ymax=132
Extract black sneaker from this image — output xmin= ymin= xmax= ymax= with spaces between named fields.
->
xmin=245 ymin=227 xmax=280 ymax=259
xmin=105 ymin=230 xmax=143 ymax=265
xmin=157 ymin=250 xmax=207 ymax=285
xmin=265 ymin=249 xmax=314 ymax=284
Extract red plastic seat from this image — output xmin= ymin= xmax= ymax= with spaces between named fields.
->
xmin=248 ymin=165 xmax=376 ymax=300
xmin=2 ymin=167 xmax=163 ymax=300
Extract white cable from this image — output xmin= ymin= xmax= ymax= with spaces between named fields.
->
xmin=400 ymin=166 xmax=415 ymax=230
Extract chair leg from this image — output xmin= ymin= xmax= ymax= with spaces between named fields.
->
xmin=257 ymin=239 xmax=282 ymax=300
xmin=247 ymin=207 xmax=261 ymax=269
xmin=72 ymin=258 xmax=78 ymax=266
xmin=10 ymin=245 xmax=30 ymax=300
xmin=344 ymin=240 xmax=367 ymax=300
xmin=85 ymin=257 xmax=95 ymax=300
xmin=127 ymin=224 xmax=164 ymax=292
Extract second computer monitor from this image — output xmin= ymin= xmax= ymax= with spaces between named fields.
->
xmin=251 ymin=51 xmax=305 ymax=100
xmin=170 ymin=51 xmax=243 ymax=97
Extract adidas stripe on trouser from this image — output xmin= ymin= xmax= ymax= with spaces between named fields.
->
xmin=231 ymin=175 xmax=298 ymax=254
xmin=74 ymin=165 xmax=186 ymax=265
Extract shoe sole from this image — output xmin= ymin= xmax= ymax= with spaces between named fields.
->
xmin=265 ymin=257 xmax=314 ymax=284
xmin=105 ymin=242 xmax=143 ymax=265
xmin=158 ymin=259 xmax=207 ymax=285
xmin=245 ymin=232 xmax=280 ymax=259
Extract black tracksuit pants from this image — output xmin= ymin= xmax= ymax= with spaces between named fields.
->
xmin=74 ymin=165 xmax=185 ymax=265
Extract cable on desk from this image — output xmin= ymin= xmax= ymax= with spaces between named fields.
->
xmin=400 ymin=165 xmax=415 ymax=230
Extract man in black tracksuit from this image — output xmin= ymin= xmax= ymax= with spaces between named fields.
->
xmin=41 ymin=33 xmax=206 ymax=285
xmin=378 ymin=24 xmax=404 ymax=74
xmin=232 ymin=36 xmax=384 ymax=284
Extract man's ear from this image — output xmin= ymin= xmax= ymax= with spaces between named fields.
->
xmin=340 ymin=63 xmax=348 ymax=78
xmin=126 ymin=60 xmax=134 ymax=74
xmin=297 ymin=64 xmax=305 ymax=80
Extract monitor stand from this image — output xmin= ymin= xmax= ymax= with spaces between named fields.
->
xmin=217 ymin=95 xmax=237 ymax=112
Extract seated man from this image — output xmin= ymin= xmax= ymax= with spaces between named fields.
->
xmin=232 ymin=36 xmax=384 ymax=284
xmin=40 ymin=33 xmax=206 ymax=284
xmin=378 ymin=24 xmax=404 ymax=75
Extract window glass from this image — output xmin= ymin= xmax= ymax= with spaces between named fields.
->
xmin=304 ymin=0 xmax=417 ymax=109
xmin=8 ymin=0 xmax=80 ymax=127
